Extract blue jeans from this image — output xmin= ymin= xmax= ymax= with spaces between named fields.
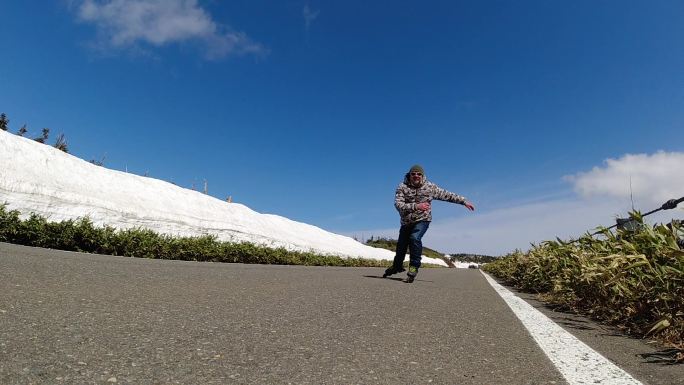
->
xmin=392 ymin=221 xmax=430 ymax=269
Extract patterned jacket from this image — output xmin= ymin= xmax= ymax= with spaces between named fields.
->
xmin=394 ymin=173 xmax=467 ymax=225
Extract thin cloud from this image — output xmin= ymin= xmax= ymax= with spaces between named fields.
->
xmin=73 ymin=0 xmax=266 ymax=59
xmin=422 ymin=198 xmax=621 ymax=256
xmin=303 ymin=5 xmax=319 ymax=32
xmin=352 ymin=199 xmax=617 ymax=256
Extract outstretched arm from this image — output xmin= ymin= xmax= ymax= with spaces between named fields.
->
xmin=429 ymin=183 xmax=473 ymax=211
xmin=431 ymin=186 xmax=464 ymax=202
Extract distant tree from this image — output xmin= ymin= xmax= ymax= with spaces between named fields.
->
xmin=89 ymin=155 xmax=106 ymax=166
xmin=17 ymin=124 xmax=28 ymax=136
xmin=0 ymin=113 xmax=8 ymax=131
xmin=35 ymin=128 xmax=49 ymax=143
xmin=54 ymin=133 xmax=68 ymax=153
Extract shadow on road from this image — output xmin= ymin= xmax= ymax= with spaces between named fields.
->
xmin=362 ymin=275 xmax=434 ymax=283
xmin=555 ymin=317 xmax=595 ymax=331
xmin=363 ymin=275 xmax=404 ymax=282
xmin=638 ymin=348 xmax=684 ymax=365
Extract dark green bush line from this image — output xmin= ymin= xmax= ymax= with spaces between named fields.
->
xmin=0 ymin=204 xmax=389 ymax=267
xmin=483 ymin=212 xmax=683 ymax=359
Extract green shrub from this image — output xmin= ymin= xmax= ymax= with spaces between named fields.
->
xmin=0 ymin=204 xmax=396 ymax=269
xmin=0 ymin=204 xmax=22 ymax=242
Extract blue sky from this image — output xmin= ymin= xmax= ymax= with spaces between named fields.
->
xmin=2 ymin=1 xmax=683 ymax=255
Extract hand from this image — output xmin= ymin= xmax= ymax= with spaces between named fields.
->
xmin=464 ymin=201 xmax=475 ymax=211
xmin=416 ymin=202 xmax=431 ymax=211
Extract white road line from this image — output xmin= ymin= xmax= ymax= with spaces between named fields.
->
xmin=481 ymin=271 xmax=643 ymax=385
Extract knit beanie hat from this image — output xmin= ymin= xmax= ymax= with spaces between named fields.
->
xmin=409 ymin=165 xmax=425 ymax=175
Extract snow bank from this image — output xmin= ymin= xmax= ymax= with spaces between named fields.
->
xmin=0 ymin=131 xmax=448 ymax=266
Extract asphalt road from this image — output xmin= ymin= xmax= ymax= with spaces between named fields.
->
xmin=0 ymin=242 xmax=680 ymax=384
